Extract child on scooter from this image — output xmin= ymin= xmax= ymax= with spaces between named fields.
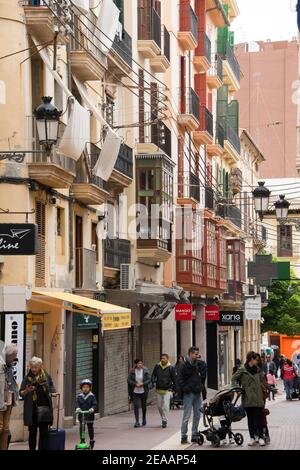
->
xmin=76 ymin=379 xmax=97 ymax=449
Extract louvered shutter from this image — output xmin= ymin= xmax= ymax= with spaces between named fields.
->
xmin=35 ymin=201 xmax=46 ymax=287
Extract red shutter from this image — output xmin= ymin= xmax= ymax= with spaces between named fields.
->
xmin=195 ymin=0 xmax=206 ymax=55
xmin=208 ymin=92 xmax=213 ymax=113
xmin=180 ymin=55 xmax=186 ymax=113
xmin=194 ymin=73 xmax=206 ymax=106
xmin=180 ymin=0 xmax=191 ymax=32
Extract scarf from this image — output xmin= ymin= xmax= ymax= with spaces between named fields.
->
xmin=245 ymin=363 xmax=258 ymax=375
xmin=27 ymin=369 xmax=48 ymax=402
xmin=160 ymin=361 xmax=171 ymax=370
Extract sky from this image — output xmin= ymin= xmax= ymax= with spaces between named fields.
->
xmin=232 ymin=0 xmax=298 ymax=44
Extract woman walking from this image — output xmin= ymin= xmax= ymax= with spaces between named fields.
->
xmin=232 ymin=351 xmax=266 ymax=446
xmin=281 ymin=359 xmax=297 ymax=400
xmin=20 ymin=357 xmax=56 ymax=450
xmin=0 ymin=344 xmax=19 ymax=450
xmin=128 ymin=359 xmax=151 ymax=428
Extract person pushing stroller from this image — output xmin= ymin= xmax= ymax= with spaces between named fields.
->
xmin=76 ymin=379 xmax=97 ymax=449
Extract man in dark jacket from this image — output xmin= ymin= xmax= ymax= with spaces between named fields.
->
xmin=197 ymin=355 xmax=207 ymax=401
xmin=151 ymin=354 xmax=176 ymax=428
xmin=177 ymin=347 xmax=203 ymax=444
xmin=127 ymin=359 xmax=151 ymax=427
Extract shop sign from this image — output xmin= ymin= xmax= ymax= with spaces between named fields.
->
xmin=175 ymin=304 xmax=193 ymax=321
xmin=0 ymin=224 xmax=38 ymax=255
xmin=102 ymin=313 xmax=131 ymax=331
xmin=4 ymin=312 xmax=25 ymax=388
xmin=219 ymin=311 xmax=244 ymax=326
xmin=76 ymin=313 xmax=100 ymax=329
xmin=245 ymin=296 xmax=261 ymax=321
xmin=205 ymin=305 xmax=220 ymax=321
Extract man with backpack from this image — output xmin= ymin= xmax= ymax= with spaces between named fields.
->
xmin=151 ymin=354 xmax=176 ymax=428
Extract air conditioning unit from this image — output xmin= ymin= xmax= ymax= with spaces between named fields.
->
xmin=120 ymin=264 xmax=135 ymax=290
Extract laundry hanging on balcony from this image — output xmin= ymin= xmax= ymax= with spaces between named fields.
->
xmin=97 ymin=0 xmax=120 ymax=54
xmin=57 ymin=99 xmax=90 ymax=161
xmin=73 ymin=76 xmax=122 ymax=180
xmin=71 ymin=0 xmax=90 ymax=14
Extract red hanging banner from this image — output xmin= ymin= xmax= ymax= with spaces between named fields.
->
xmin=175 ymin=304 xmax=193 ymax=321
xmin=205 ymin=305 xmax=220 ymax=321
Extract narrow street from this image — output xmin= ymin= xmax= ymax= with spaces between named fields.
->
xmin=10 ymin=383 xmax=300 ymax=451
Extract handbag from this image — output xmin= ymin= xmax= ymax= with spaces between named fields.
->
xmin=261 ymin=383 xmax=269 ymax=400
xmin=37 ymin=405 xmax=53 ymax=424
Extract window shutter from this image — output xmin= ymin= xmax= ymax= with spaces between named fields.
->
xmin=139 ymin=69 xmax=145 ymax=142
xmin=228 ymin=100 xmax=239 ymax=133
xmin=35 ymin=201 xmax=46 ymax=286
xmin=180 ymin=55 xmax=186 ymax=113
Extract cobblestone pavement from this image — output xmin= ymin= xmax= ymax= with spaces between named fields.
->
xmin=9 ymin=382 xmax=300 ymax=451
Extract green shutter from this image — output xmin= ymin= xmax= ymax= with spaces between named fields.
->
xmin=229 ymin=31 xmax=235 ymax=49
xmin=217 ymin=85 xmax=228 ymax=132
xmin=228 ymin=100 xmax=239 ymax=133
xmin=217 ymin=27 xmax=228 ymax=55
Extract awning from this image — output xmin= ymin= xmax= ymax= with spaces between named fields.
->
xmin=31 ymin=290 xmax=131 ymax=325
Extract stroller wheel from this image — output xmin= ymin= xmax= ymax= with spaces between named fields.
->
xmin=234 ymin=433 xmax=244 ymax=446
xmin=212 ymin=435 xmax=221 ymax=448
xmin=197 ymin=434 xmax=204 ymax=446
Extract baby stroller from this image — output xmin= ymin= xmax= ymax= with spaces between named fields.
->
xmin=291 ymin=376 xmax=300 ymax=400
xmin=170 ymin=391 xmax=183 ymax=409
xmin=197 ymin=387 xmax=245 ymax=447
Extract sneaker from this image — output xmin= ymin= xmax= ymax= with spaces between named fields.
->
xmin=248 ymin=438 xmax=256 ymax=446
xmin=255 ymin=436 xmax=259 ymax=443
xmin=134 ymin=422 xmax=140 ymax=428
xmin=259 ymin=438 xmax=266 ymax=446
xmin=181 ymin=436 xmax=190 ymax=444
xmin=162 ymin=420 xmax=167 ymax=428
xmin=89 ymin=440 xmax=95 ymax=450
xmin=191 ymin=436 xmax=199 ymax=443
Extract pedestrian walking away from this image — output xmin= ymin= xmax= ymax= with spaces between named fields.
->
xmin=19 ymin=356 xmax=56 ymax=450
xmin=128 ymin=359 xmax=151 ymax=428
xmin=76 ymin=379 xmax=97 ymax=449
xmin=151 ymin=354 xmax=176 ymax=428
xmin=0 ymin=344 xmax=19 ymax=450
xmin=177 ymin=347 xmax=203 ymax=445
xmin=232 ymin=351 xmax=266 ymax=447
xmin=281 ymin=359 xmax=297 ymax=400
xmin=266 ymin=370 xmax=277 ymax=400
xmin=262 ymin=354 xmax=276 ymax=376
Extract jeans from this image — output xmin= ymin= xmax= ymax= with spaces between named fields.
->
xmin=156 ymin=392 xmax=171 ymax=422
xmin=0 ymin=405 xmax=12 ymax=450
xmin=132 ymin=392 xmax=147 ymax=424
xmin=245 ymin=407 xmax=264 ymax=439
xmin=28 ymin=412 xmax=49 ymax=450
xmin=284 ymin=379 xmax=294 ymax=399
xmin=181 ymin=392 xmax=201 ymax=438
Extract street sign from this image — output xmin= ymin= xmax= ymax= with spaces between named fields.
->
xmin=0 ymin=224 xmax=38 ymax=255
xmin=219 ymin=311 xmax=244 ymax=326
xmin=205 ymin=305 xmax=220 ymax=321
xmin=76 ymin=313 xmax=100 ymax=329
xmin=245 ymin=296 xmax=261 ymax=321
xmin=175 ymin=304 xmax=193 ymax=321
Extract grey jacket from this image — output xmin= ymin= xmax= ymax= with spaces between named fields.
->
xmin=0 ymin=362 xmax=19 ymax=411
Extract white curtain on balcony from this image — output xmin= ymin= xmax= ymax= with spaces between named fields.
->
xmin=96 ymin=0 xmax=120 ymax=54
xmin=73 ymin=76 xmax=121 ymax=180
xmin=72 ymin=0 xmax=90 ymax=14
xmin=58 ymin=99 xmax=90 ymax=161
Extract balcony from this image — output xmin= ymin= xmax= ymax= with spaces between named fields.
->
xmin=205 ymin=186 xmax=215 ymax=211
xmin=150 ymin=26 xmax=170 ymax=72
xmin=103 ymin=238 xmax=131 ymax=279
xmin=217 ymin=203 xmax=242 ymax=229
xmin=220 ymin=42 xmax=240 ymax=92
xmin=177 ymin=172 xmax=200 ymax=208
xmin=206 ymin=0 xmax=229 ymax=27
xmin=231 ymin=167 xmax=242 ymax=195
xmin=137 ymin=7 xmax=161 ymax=58
xmin=193 ymin=106 xmax=214 ymax=145
xmin=75 ymin=248 xmax=96 ymax=290
xmin=70 ymin=13 xmax=107 ymax=82
xmin=22 ymin=0 xmax=68 ymax=45
xmin=224 ymin=125 xmax=240 ymax=163
xmin=137 ymin=237 xmax=172 ymax=263
xmin=108 ymin=29 xmax=133 ymax=79
xmin=194 ymin=32 xmax=211 ymax=73
xmin=223 ymin=280 xmax=243 ymax=303
xmin=207 ymin=55 xmax=223 ymax=89
xmin=178 ymin=87 xmax=200 ymax=131
xmin=152 ymin=121 xmax=172 ymax=157
xmin=178 ymin=4 xmax=198 ymax=50
xmin=176 ymin=251 xmax=203 ymax=292
xmin=107 ymin=143 xmax=133 ymax=192
xmin=207 ymin=121 xmax=225 ymax=157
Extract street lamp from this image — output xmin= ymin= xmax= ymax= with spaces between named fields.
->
xmin=253 ymin=181 xmax=271 ymax=220
xmin=274 ymin=195 xmax=290 ymax=221
xmin=33 ymin=96 xmax=62 ymax=151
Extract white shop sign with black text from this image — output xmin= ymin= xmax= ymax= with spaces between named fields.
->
xmin=245 ymin=296 xmax=261 ymax=321
xmin=4 ymin=313 xmax=25 ymax=388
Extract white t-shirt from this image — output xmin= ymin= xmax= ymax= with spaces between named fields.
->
xmin=134 ymin=368 xmax=144 ymax=394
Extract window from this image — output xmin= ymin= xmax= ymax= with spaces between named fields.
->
xmin=278 ymin=225 xmax=293 ymax=257
xmin=92 ymin=222 xmax=99 ymax=263
xmin=57 ymin=208 xmax=63 ymax=236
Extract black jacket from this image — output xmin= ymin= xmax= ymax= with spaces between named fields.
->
xmin=177 ymin=358 xmax=203 ymax=396
xmin=20 ymin=371 xmax=55 ymax=427
xmin=76 ymin=392 xmax=98 ymax=422
xmin=127 ymin=367 xmax=151 ymax=398
xmin=151 ymin=363 xmax=176 ymax=391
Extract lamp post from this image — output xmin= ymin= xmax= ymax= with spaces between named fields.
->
xmin=274 ymin=195 xmax=290 ymax=221
xmin=33 ymin=96 xmax=62 ymax=151
xmin=253 ymin=181 xmax=271 ymax=220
